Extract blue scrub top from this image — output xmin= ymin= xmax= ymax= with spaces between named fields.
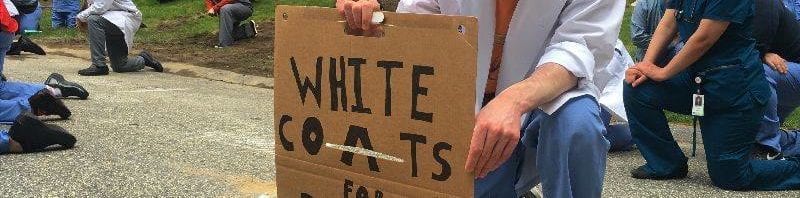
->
xmin=668 ymin=0 xmax=770 ymax=112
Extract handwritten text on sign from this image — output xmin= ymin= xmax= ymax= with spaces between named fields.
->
xmin=273 ymin=6 xmax=476 ymax=197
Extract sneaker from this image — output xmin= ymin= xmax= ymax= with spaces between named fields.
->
xmin=1 ymin=73 xmax=5 ymax=81
xmin=6 ymin=41 xmax=21 ymax=55
xmin=44 ymin=73 xmax=89 ymax=100
xmin=18 ymin=36 xmax=45 ymax=55
xmin=139 ymin=51 xmax=163 ymax=72
xmin=78 ymin=66 xmax=109 ymax=76
xmin=630 ymin=165 xmax=688 ymax=180
xmin=8 ymin=112 xmax=76 ymax=152
xmin=248 ymin=20 xmax=258 ymax=37
xmin=751 ymin=145 xmax=784 ymax=160
xmin=28 ymin=89 xmax=71 ymax=119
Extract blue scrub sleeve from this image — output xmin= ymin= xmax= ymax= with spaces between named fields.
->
xmin=702 ymin=0 xmax=753 ymax=24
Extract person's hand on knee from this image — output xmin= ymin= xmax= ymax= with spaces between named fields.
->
xmin=625 ymin=67 xmax=648 ymax=87
xmin=764 ymin=53 xmax=788 ymax=74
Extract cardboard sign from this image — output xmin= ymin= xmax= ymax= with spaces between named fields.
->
xmin=274 ymin=6 xmax=478 ymax=198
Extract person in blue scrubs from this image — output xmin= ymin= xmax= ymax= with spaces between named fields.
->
xmin=625 ymin=0 xmax=800 ymax=190
xmin=754 ymin=0 xmax=800 ymax=160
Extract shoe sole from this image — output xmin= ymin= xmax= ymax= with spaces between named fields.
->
xmin=78 ymin=69 xmax=109 ymax=76
xmin=250 ymin=20 xmax=258 ymax=36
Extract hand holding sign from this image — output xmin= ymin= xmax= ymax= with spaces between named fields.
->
xmin=336 ymin=0 xmax=381 ymax=31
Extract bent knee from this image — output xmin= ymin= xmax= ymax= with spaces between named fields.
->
xmin=707 ymin=157 xmax=752 ymax=190
xmin=87 ymin=15 xmax=103 ymax=23
xmin=219 ymin=4 xmax=236 ymax=15
xmin=549 ymin=97 xmax=607 ymax=143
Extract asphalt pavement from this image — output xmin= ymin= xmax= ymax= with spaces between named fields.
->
xmin=0 ymin=51 xmax=798 ymax=197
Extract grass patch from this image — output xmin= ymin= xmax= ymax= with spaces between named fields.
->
xmin=34 ymin=0 xmax=274 ymax=44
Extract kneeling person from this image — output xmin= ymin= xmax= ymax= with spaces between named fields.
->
xmin=205 ymin=0 xmax=257 ymax=48
xmin=75 ymin=0 xmax=163 ymax=76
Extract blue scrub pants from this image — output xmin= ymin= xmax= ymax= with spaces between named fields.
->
xmin=475 ymin=96 xmax=609 ymax=197
xmin=759 ymin=62 xmax=800 ymax=157
xmin=0 ymin=31 xmax=44 ymax=123
xmin=625 ymin=71 xmax=800 ymax=190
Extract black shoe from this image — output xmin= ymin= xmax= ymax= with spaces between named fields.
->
xmin=631 ymin=165 xmax=688 ymax=180
xmin=751 ymin=145 xmax=783 ymax=160
xmin=78 ymin=66 xmax=109 ymax=76
xmin=28 ymin=89 xmax=71 ymax=119
xmin=1 ymin=73 xmax=5 ymax=81
xmin=18 ymin=36 xmax=45 ymax=55
xmin=246 ymin=20 xmax=258 ymax=38
xmin=8 ymin=112 xmax=76 ymax=152
xmin=139 ymin=51 xmax=163 ymax=72
xmin=45 ymin=73 xmax=89 ymax=100
xmin=6 ymin=41 xmax=21 ymax=55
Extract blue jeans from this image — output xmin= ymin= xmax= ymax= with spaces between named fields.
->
xmin=474 ymin=96 xmax=609 ymax=197
xmin=19 ymin=5 xmax=42 ymax=31
xmin=759 ymin=62 xmax=800 ymax=157
xmin=625 ymin=70 xmax=800 ymax=190
xmin=52 ymin=11 xmax=78 ymax=28
xmin=0 ymin=31 xmax=44 ymax=123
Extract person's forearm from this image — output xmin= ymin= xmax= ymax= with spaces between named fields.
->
xmin=493 ymin=63 xmax=578 ymax=115
xmin=661 ymin=19 xmax=729 ymax=77
xmin=642 ymin=10 xmax=678 ymax=64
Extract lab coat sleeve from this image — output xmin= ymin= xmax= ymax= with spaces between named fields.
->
xmin=396 ymin=0 xmax=440 ymax=13
xmin=3 ymin=0 xmax=17 ymax=16
xmin=395 ymin=0 xmax=460 ymax=14
xmin=535 ymin=0 xmax=625 ymax=114
xmin=76 ymin=0 xmax=114 ymax=22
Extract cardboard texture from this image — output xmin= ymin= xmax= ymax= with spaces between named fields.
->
xmin=274 ymin=6 xmax=478 ymax=197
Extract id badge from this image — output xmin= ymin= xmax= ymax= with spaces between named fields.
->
xmin=692 ymin=94 xmax=705 ymax=116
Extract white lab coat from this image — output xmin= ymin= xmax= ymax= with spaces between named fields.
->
xmin=3 ymin=0 xmax=17 ymax=16
xmin=76 ymin=0 xmax=142 ymax=49
xmin=397 ymin=0 xmax=625 ymax=117
xmin=598 ymin=40 xmax=634 ymax=123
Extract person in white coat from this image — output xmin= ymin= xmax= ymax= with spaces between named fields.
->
xmin=336 ymin=0 xmax=625 ymax=197
xmin=600 ymin=40 xmax=635 ymax=152
xmin=75 ymin=0 xmax=163 ymax=76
